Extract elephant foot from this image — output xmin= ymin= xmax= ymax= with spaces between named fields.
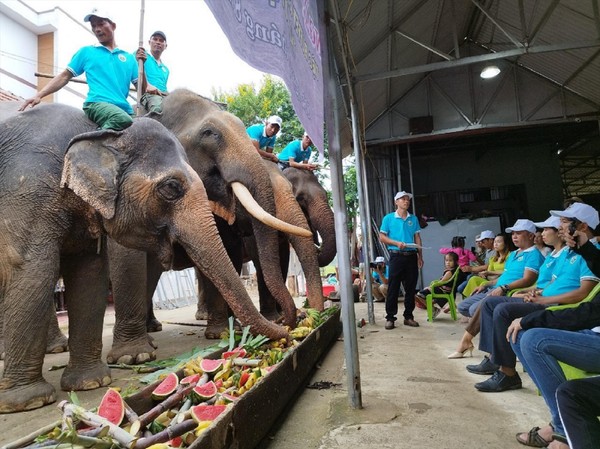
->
xmin=106 ymin=337 xmax=157 ymax=365
xmin=146 ymin=318 xmax=163 ymax=333
xmin=195 ymin=308 xmax=209 ymax=321
xmin=46 ymin=333 xmax=69 ymax=354
xmin=204 ymin=322 xmax=228 ymax=340
xmin=0 ymin=378 xmax=56 ymax=413
xmin=61 ymin=361 xmax=112 ymax=392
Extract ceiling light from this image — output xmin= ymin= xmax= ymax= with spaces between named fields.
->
xmin=480 ymin=65 xmax=500 ymax=79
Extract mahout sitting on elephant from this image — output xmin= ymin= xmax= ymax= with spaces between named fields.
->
xmin=0 ymin=103 xmax=287 ymax=413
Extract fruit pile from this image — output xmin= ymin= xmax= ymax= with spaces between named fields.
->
xmin=32 ymin=306 xmax=338 ymax=449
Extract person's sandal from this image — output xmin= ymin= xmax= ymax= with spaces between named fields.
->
xmin=515 ymin=426 xmax=551 ymax=447
xmin=551 ymin=434 xmax=568 ymax=444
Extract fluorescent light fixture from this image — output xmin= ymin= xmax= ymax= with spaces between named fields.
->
xmin=480 ymin=65 xmax=501 ymax=79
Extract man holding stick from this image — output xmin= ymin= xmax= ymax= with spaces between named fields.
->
xmin=139 ymin=31 xmax=170 ymax=113
xmin=20 ymin=8 xmax=145 ymax=131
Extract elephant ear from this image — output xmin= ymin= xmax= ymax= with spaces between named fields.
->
xmin=60 ymin=129 xmax=124 ymax=220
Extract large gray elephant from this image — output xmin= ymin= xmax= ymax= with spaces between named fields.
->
xmin=105 ymin=89 xmax=311 ymax=361
xmin=0 ymin=103 xmax=287 ymax=413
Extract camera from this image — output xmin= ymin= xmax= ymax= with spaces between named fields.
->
xmin=569 ymin=220 xmax=580 ymax=236
xmin=370 ymin=262 xmax=383 ymax=269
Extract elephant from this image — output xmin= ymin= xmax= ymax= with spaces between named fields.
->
xmin=105 ymin=89 xmax=311 ymax=361
xmin=0 ymin=103 xmax=287 ymax=413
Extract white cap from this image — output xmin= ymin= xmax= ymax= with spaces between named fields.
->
xmin=84 ymin=7 xmax=115 ymax=23
xmin=506 ymin=219 xmax=537 ymax=234
xmin=266 ymin=115 xmax=282 ymax=128
xmin=476 ymin=230 xmax=495 ymax=241
xmin=394 ymin=191 xmax=413 ymax=201
xmin=550 ymin=203 xmax=599 ymax=230
xmin=533 ymin=216 xmax=561 ymax=229
xmin=374 ymin=256 xmax=385 ymax=263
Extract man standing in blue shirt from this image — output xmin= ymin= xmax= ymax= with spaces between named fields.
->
xmin=246 ymin=115 xmax=282 ymax=163
xmin=140 ymin=31 xmax=169 ymax=113
xmin=379 ymin=191 xmax=424 ymax=329
xmin=20 ymin=8 xmax=144 ymax=130
xmin=277 ymin=133 xmax=318 ymax=171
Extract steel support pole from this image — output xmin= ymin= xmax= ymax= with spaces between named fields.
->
xmin=323 ymin=0 xmax=362 ymax=409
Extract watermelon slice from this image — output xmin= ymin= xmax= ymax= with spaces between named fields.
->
xmin=220 ymin=393 xmax=239 ymax=404
xmin=238 ymin=371 xmax=250 ymax=387
xmin=180 ymin=373 xmax=201 ymax=386
xmin=98 ymin=388 xmax=125 ymax=425
xmin=193 ymin=381 xmax=217 ymax=401
xmin=222 ymin=348 xmax=247 ymax=359
xmin=152 ymin=372 xmax=179 ymax=400
xmin=200 ymin=358 xmax=224 ymax=374
xmin=190 ymin=404 xmax=228 ymax=423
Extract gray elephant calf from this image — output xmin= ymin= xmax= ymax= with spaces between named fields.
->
xmin=0 ymin=103 xmax=287 ymax=413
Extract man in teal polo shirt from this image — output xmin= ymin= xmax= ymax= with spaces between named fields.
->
xmin=246 ymin=115 xmax=282 ymax=163
xmin=20 ymin=8 xmax=144 ymax=130
xmin=277 ymin=133 xmax=318 ymax=171
xmin=140 ymin=31 xmax=169 ymax=113
xmin=379 ymin=191 xmax=424 ymax=329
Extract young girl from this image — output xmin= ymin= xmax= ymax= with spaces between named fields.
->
xmin=415 ymin=252 xmax=465 ymax=317
xmin=439 ymin=236 xmax=478 ymax=267
xmin=461 ymin=234 xmax=512 ymax=297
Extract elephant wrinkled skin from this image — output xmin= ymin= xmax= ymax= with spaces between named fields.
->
xmin=0 ymin=103 xmax=286 ymax=413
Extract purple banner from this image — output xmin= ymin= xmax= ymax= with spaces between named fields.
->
xmin=205 ymin=0 xmax=324 ymax=156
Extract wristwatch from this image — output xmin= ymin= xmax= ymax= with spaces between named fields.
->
xmin=499 ymin=285 xmax=509 ymax=294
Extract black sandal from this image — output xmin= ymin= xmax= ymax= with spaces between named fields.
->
xmin=551 ymin=433 xmax=568 ymax=444
xmin=515 ymin=426 xmax=552 ymax=448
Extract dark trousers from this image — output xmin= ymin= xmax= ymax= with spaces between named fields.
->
xmin=385 ymin=253 xmax=418 ymax=321
xmin=556 ymin=376 xmax=600 ymax=449
xmin=487 ymin=301 xmax=544 ymax=368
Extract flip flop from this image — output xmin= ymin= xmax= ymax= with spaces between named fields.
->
xmin=515 ymin=427 xmax=551 ymax=448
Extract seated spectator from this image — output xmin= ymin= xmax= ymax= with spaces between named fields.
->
xmin=368 ymin=256 xmax=389 ymax=302
xmin=467 ymin=205 xmax=600 ymax=393
xmin=457 ymin=219 xmax=544 ymax=319
xmin=415 ymin=252 xmax=466 ymax=317
xmin=535 ymin=230 xmax=552 ymax=257
xmin=440 ymin=235 xmax=477 ymax=268
xmin=457 ymin=230 xmax=496 ymax=294
xmin=462 ymin=233 xmax=512 ymax=297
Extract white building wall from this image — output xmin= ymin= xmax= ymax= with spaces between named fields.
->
xmin=0 ymin=10 xmax=38 ymax=97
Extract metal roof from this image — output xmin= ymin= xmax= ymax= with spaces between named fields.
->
xmin=327 ymin=0 xmax=600 ymax=197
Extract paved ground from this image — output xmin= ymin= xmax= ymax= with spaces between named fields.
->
xmin=0 ymin=295 xmax=549 ymax=448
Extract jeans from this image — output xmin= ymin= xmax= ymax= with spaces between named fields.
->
xmin=511 ymin=328 xmax=600 ymax=436
xmin=556 ymin=376 xmax=600 ymax=449
xmin=385 ymin=253 xmax=418 ymax=321
xmin=457 ymin=288 xmax=491 ymax=317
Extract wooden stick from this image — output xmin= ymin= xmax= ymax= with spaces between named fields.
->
xmin=136 ymin=0 xmax=146 ymax=116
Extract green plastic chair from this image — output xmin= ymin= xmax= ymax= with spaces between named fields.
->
xmin=547 ymin=282 xmax=600 ymax=380
xmin=425 ymin=268 xmax=461 ymax=322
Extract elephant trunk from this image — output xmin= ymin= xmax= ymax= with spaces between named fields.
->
xmin=308 ymin=202 xmax=337 ymax=267
xmin=173 ymin=180 xmax=287 ymax=340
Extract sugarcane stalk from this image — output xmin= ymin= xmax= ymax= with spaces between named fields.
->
xmin=21 ymin=427 xmax=107 ymax=449
xmin=134 ymin=419 xmax=197 ymax=449
xmin=57 ymin=401 xmax=136 ymax=448
xmin=2 ymin=420 xmax=61 ymax=449
xmin=123 ymin=400 xmax=139 ymax=424
xmin=130 ymin=383 xmax=195 ymax=435
xmin=232 ymin=357 xmax=261 ymax=367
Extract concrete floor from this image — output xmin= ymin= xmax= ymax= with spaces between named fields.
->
xmin=0 ymin=296 xmax=549 ymax=448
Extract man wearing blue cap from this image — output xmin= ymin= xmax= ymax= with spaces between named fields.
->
xmin=20 ymin=7 xmax=145 ymax=130
xmin=379 ymin=191 xmax=423 ymax=329
xmin=140 ymin=31 xmax=169 ymax=113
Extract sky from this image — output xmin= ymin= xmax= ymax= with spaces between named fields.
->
xmin=25 ymin=0 xmax=268 ymax=97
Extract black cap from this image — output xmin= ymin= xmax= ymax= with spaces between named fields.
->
xmin=151 ymin=31 xmax=167 ymax=41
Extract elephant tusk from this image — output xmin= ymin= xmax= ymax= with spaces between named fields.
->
xmin=232 ymin=182 xmax=312 ymax=238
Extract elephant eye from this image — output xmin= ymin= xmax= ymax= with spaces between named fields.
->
xmin=157 ymin=178 xmax=184 ymax=201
